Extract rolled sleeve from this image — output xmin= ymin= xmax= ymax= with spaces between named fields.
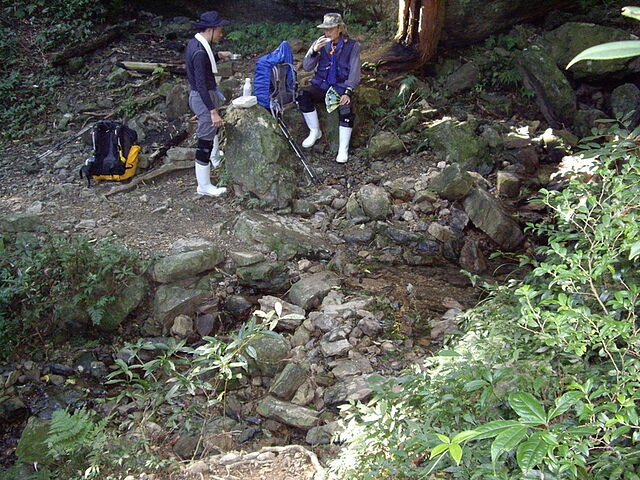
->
xmin=302 ymin=46 xmax=320 ymax=72
xmin=345 ymin=42 xmax=361 ymax=91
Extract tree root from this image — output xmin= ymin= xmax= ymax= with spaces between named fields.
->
xmin=103 ymin=161 xmax=193 ymax=197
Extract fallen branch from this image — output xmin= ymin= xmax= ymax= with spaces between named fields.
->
xmin=104 ymin=161 xmax=192 ymax=197
xmin=117 ymin=61 xmax=186 ymax=75
xmin=50 ymin=23 xmax=129 ymax=67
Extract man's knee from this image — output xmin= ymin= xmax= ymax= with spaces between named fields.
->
xmin=339 ymin=106 xmax=355 ymax=128
xmin=195 ymin=138 xmax=213 ymax=165
xmin=297 ymin=90 xmax=315 ymax=113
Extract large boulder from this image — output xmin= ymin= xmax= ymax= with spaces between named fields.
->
xmin=233 ymin=210 xmax=335 ymax=260
xmin=539 ymin=22 xmax=638 ymax=80
xmin=441 ymin=0 xmax=574 ymax=47
xmin=423 ymin=119 xmax=490 ymax=172
xmin=518 ymin=45 xmax=577 ymax=128
xmin=224 ymin=105 xmax=300 ymax=209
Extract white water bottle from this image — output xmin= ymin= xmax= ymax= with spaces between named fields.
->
xmin=242 ymin=78 xmax=252 ymax=97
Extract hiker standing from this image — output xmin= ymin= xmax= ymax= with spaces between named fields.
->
xmin=298 ymin=13 xmax=361 ymax=164
xmin=185 ymin=11 xmax=231 ymax=196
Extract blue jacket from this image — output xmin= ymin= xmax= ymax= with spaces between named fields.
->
xmin=309 ymin=38 xmax=357 ymax=95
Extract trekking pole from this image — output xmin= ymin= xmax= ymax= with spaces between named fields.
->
xmin=277 ymin=117 xmax=320 ymax=185
xmin=28 ymin=124 xmax=93 ymax=169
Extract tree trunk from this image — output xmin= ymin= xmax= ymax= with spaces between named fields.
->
xmin=366 ymin=0 xmax=445 ymax=72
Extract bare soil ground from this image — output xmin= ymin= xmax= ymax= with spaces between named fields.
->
xmin=0 ymin=15 xmax=485 ymax=479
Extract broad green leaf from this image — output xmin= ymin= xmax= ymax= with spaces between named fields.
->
xmin=629 ymin=239 xmax=640 ymax=260
xmin=439 ymin=350 xmax=462 ymax=357
xmin=436 ymin=433 xmax=450 ymax=443
xmin=452 ymin=430 xmax=479 ymax=444
xmin=474 ymin=420 xmax=521 ymax=440
xmin=567 ymin=41 xmax=640 ymax=69
xmin=450 ymin=443 xmax=463 ymax=465
xmin=244 ymin=345 xmax=257 ymax=360
xmin=622 ymin=6 xmax=640 ymax=21
xmin=509 ymin=393 xmax=547 ymax=426
xmin=464 ymin=380 xmax=489 ymax=391
xmin=491 ymin=425 xmax=528 ymax=463
xmin=516 ymin=433 xmax=548 ymax=473
xmin=548 ymin=391 xmax=583 ymax=421
xmin=430 ymin=443 xmax=450 ymax=459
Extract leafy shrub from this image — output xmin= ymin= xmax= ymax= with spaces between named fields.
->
xmin=328 ymin=119 xmax=640 ymax=479
xmin=226 ymin=21 xmax=318 ymax=58
xmin=0 ymin=232 xmax=144 ymax=360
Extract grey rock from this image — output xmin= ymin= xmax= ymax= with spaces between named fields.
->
xmin=541 ymin=22 xmax=636 ymax=80
xmin=424 ymin=119 xmax=489 ymax=171
xmin=611 ymin=83 xmax=640 ymax=130
xmin=288 ymin=271 xmax=341 ymax=311
xmin=258 ymin=295 xmax=306 ymax=331
xmin=518 ymin=45 xmax=577 ymax=128
xmin=256 ymin=396 xmax=319 ymax=430
xmin=320 ymin=339 xmax=351 ymax=357
xmin=246 ymin=333 xmax=291 ymax=377
xmin=367 ymin=131 xmax=405 ymax=158
xmin=306 ymin=421 xmax=344 ymax=445
xmin=430 ymin=163 xmax=475 ymax=201
xmin=346 ymin=184 xmax=392 ymax=221
xmin=229 ymin=250 xmax=266 ymax=267
xmin=233 ymin=210 xmax=334 ymax=261
xmin=496 ymin=171 xmax=521 ymax=198
xmin=153 ymin=285 xmax=210 ymax=332
xmin=165 ymin=82 xmax=190 ymax=121
xmin=357 ymin=317 xmax=383 ymax=337
xmin=323 ymin=375 xmax=376 ymax=407
xmin=445 ymin=62 xmax=480 ymax=93
xmin=236 ymin=260 xmax=291 ymax=293
xmin=463 ymin=187 xmax=525 ymax=251
xmin=151 ymin=243 xmax=225 ymax=283
xmin=225 ymin=106 xmax=298 ymax=209
xmin=270 ymin=363 xmax=309 ymax=401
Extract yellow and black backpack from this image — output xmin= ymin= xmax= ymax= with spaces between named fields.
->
xmin=80 ymin=120 xmax=140 ymax=186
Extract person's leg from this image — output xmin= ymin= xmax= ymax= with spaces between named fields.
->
xmin=336 ymin=104 xmax=355 ymax=163
xmin=189 ymin=91 xmax=226 ymax=196
xmin=297 ymin=86 xmax=325 ymax=148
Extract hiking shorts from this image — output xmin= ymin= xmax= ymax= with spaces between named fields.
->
xmin=189 ymin=90 xmax=220 ymax=141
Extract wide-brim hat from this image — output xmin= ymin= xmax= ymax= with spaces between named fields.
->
xmin=194 ymin=11 xmax=230 ymax=30
xmin=317 ymin=13 xmax=343 ymax=29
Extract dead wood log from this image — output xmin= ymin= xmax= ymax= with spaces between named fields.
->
xmin=117 ymin=61 xmax=186 ymax=75
xmin=104 ymin=161 xmax=192 ymax=197
xmin=50 ymin=24 xmax=126 ymax=67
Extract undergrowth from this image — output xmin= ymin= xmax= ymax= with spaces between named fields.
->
xmin=328 ymin=119 xmax=640 ymax=479
xmin=0 ymin=231 xmax=146 ymax=360
xmin=5 ymin=304 xmax=301 ymax=479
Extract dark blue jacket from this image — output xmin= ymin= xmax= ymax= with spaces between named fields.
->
xmin=185 ymin=37 xmax=220 ymax=111
xmin=310 ymin=39 xmax=356 ymax=95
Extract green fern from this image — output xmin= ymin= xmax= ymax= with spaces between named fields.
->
xmin=47 ymin=408 xmax=106 ymax=458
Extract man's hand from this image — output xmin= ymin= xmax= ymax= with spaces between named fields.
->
xmin=313 ymin=36 xmax=329 ymax=53
xmin=218 ymin=51 xmax=232 ymax=61
xmin=211 ymin=110 xmax=223 ymax=128
xmin=339 ymin=94 xmax=351 ymax=106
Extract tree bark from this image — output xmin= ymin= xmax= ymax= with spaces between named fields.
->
xmin=366 ymin=0 xmax=445 ymax=72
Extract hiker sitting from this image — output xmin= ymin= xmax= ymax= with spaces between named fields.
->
xmin=297 ymin=13 xmax=361 ymax=164
xmin=185 ymin=10 xmax=230 ymax=197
